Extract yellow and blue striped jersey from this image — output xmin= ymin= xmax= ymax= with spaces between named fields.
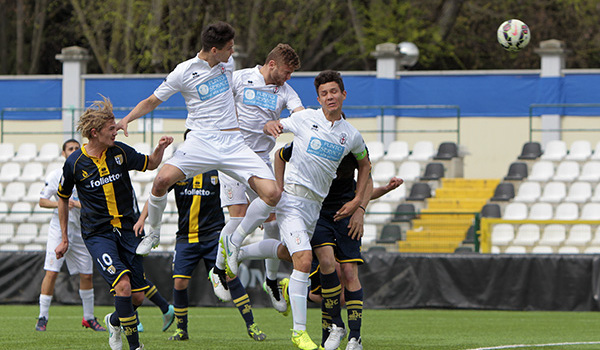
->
xmin=58 ymin=141 xmax=148 ymax=238
xmin=170 ymin=170 xmax=224 ymax=243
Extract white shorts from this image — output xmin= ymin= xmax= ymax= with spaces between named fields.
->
xmin=44 ymin=225 xmax=93 ymax=275
xmin=218 ymin=153 xmax=272 ymax=207
xmin=276 ymin=192 xmax=322 ymax=255
xmin=166 ymin=130 xmax=275 ymax=184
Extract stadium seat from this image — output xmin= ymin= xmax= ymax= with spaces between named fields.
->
xmin=0 ymin=202 xmax=8 ymax=222
xmin=392 ymin=203 xmax=416 ymax=222
xmin=565 ymin=224 xmax=592 ymax=246
xmin=566 ymin=140 xmax=592 ymax=161
xmin=502 ymin=202 xmax=528 ymax=220
xmin=23 ymin=243 xmax=44 ymax=251
xmin=0 ymin=182 xmax=26 ymax=203
xmin=383 ymin=141 xmax=409 ymax=163
xmin=5 ymin=202 xmax=32 ymax=223
xmin=538 ymin=224 xmax=566 ymax=246
xmin=43 ymin=161 xmax=63 ymax=180
xmin=377 ymin=224 xmax=402 ymax=244
xmin=504 ymin=245 xmax=527 ymax=254
xmin=539 ymin=181 xmax=566 ymax=203
xmin=161 ymin=143 xmax=175 ymax=162
xmin=35 ymin=142 xmax=60 ymax=163
xmin=160 ymin=224 xmax=178 ymax=245
xmin=365 ymin=202 xmax=393 ymax=224
xmin=491 ymin=224 xmax=514 ymax=246
xmin=480 ymin=203 xmax=501 ymax=218
xmin=0 ymin=244 xmax=19 ymax=251
xmin=433 ymin=142 xmax=458 ymax=160
xmin=583 ymin=246 xmax=600 ymax=254
xmin=577 ymin=161 xmax=600 ymax=182
xmin=540 ymin=140 xmax=567 ymax=161
xmin=454 ymin=246 xmax=475 ymax=253
xmin=462 ymin=225 xmax=477 ymax=245
xmin=34 ymin=224 xmax=49 ymax=244
xmin=590 ymin=226 xmax=600 ymax=246
xmin=0 ymin=162 xmax=21 ymax=183
xmin=564 ymin=182 xmax=592 ymax=203
xmin=420 ymin=162 xmax=444 ymax=181
xmin=580 ymin=203 xmax=600 ymax=220
xmin=366 ymin=141 xmax=385 ymax=163
xmin=504 ymin=162 xmax=528 ymax=181
xmin=408 ymin=141 xmax=435 ymax=161
xmin=0 ymin=143 xmax=15 ymax=162
xmin=513 ymin=181 xmax=541 ymax=203
xmin=12 ymin=143 xmax=37 ymax=163
xmin=29 ymin=204 xmax=53 ymax=223
xmin=20 ymin=162 xmax=44 ymax=183
xmin=138 ymin=182 xmax=154 ymax=202
xmin=490 ymin=182 xmax=515 ymax=202
xmin=405 ymin=183 xmax=432 ymax=201
xmin=363 ymin=224 xmax=377 ymax=244
xmin=553 ymin=202 xmax=578 ymax=221
xmin=131 ymin=181 xmax=142 ymax=199
xmin=490 ymin=246 xmax=501 ymax=254
xmin=377 ymin=184 xmax=406 ymax=203
xmin=131 ymin=168 xmax=158 ymax=183
xmin=531 ymin=245 xmax=554 ymax=254
xmin=518 ymin=142 xmax=542 ymax=160
xmin=11 ymin=223 xmax=38 ymax=244
xmin=512 ymin=224 xmax=540 ymax=246
xmin=133 ymin=143 xmax=152 ymax=155
xmin=557 ymin=246 xmax=580 ymax=254
xmin=552 ymin=161 xmax=579 ymax=182
xmin=397 ymin=161 xmax=421 ymax=182
xmin=528 ymin=202 xmax=553 ymax=220
xmin=372 ymin=161 xmax=397 ymax=183
xmin=592 ymin=183 xmax=600 ymax=202
xmin=0 ymin=223 xmax=15 ymax=244
xmin=23 ymin=182 xmax=45 ymax=203
xmin=590 ymin=141 xmax=600 ymax=160
xmin=527 ymin=161 xmax=554 ymax=182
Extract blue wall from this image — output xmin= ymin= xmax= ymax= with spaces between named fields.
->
xmin=2 ymin=73 xmax=600 ymax=120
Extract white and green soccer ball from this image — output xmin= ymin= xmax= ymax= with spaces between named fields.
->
xmin=497 ymin=19 xmax=531 ymax=52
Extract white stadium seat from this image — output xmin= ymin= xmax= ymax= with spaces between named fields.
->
xmin=366 ymin=141 xmax=385 ymax=163
xmin=512 ymin=224 xmax=540 ymax=246
xmin=538 ymin=181 xmax=566 ymax=203
xmin=29 ymin=204 xmax=53 ymax=224
xmin=0 ymin=162 xmax=21 ymax=183
xmin=553 ymin=203 xmax=579 ymax=221
xmin=11 ymin=223 xmax=38 ymax=244
xmin=552 ymin=161 xmax=579 ymax=182
xmin=0 ymin=223 xmax=15 ymax=244
xmin=490 ymin=224 xmax=514 ymax=246
xmin=12 ymin=143 xmax=37 ymax=163
xmin=0 ymin=143 xmax=15 ymax=162
xmin=364 ymin=202 xmax=393 ymax=224
xmin=35 ymin=142 xmax=61 ymax=162
xmin=565 ymin=224 xmax=592 ymax=247
xmin=578 ymin=161 xmax=600 ymax=182
xmin=538 ymin=224 xmax=566 ymax=246
xmin=397 ymin=161 xmax=421 ymax=182
xmin=528 ymin=202 xmax=552 ymax=220
xmin=504 ymin=245 xmax=527 ymax=254
xmin=590 ymin=142 xmax=600 ymax=160
xmin=565 ymin=182 xmax=592 ymax=203
xmin=558 ymin=246 xmax=580 ymax=254
xmin=580 ymin=203 xmax=600 ymax=220
xmin=372 ymin=161 xmax=396 ymax=183
xmin=566 ymin=140 xmax=591 ymax=161
xmin=0 ymin=182 xmax=26 ymax=203
xmin=20 ymin=162 xmax=44 ymax=183
xmin=531 ymin=245 xmax=554 ymax=254
xmin=408 ymin=141 xmax=435 ymax=161
xmin=540 ymin=140 xmax=567 ymax=161
xmin=5 ymin=202 xmax=32 ymax=223
xmin=502 ymin=202 xmax=528 ymax=220
xmin=44 ymin=162 xmax=64 ymax=179
xmin=527 ymin=161 xmax=554 ymax=182
xmin=513 ymin=181 xmax=541 ymax=203
xmin=383 ymin=141 xmax=409 ymax=164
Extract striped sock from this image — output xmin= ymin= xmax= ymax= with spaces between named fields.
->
xmin=228 ymin=277 xmax=254 ymax=327
xmin=114 ymin=296 xmax=139 ymax=349
xmin=173 ymin=288 xmax=188 ymax=332
xmin=345 ymin=288 xmax=363 ymax=340
xmin=145 ymin=280 xmax=169 ymax=314
xmin=321 ymin=270 xmax=344 ymax=327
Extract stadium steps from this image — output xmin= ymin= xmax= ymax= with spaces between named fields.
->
xmin=399 ymin=178 xmax=499 ymax=253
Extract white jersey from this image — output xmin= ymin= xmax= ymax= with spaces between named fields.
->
xmin=232 ymin=66 xmax=303 ymax=153
xmin=41 ymin=168 xmax=81 ymax=237
xmin=280 ymin=108 xmax=366 ymax=199
xmin=154 ymin=55 xmax=237 ymax=131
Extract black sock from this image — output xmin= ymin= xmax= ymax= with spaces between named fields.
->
xmin=145 ymin=280 xmax=170 ymax=314
xmin=345 ymin=288 xmax=363 ymax=340
xmin=114 ymin=295 xmax=140 ymax=350
xmin=228 ymin=277 xmax=254 ymax=327
xmin=173 ymin=288 xmax=188 ymax=332
xmin=321 ymin=270 xmax=344 ymax=327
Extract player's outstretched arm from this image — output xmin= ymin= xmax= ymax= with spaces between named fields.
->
xmin=117 ymin=94 xmax=163 ymax=136
xmin=347 ymin=176 xmax=374 ymax=240
xmin=371 ymin=177 xmax=404 ymax=200
xmin=147 ymin=135 xmax=174 ymax=170
xmin=55 ymin=197 xmax=70 ymax=259
xmin=263 ymin=120 xmax=284 ymax=138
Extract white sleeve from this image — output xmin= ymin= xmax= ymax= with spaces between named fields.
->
xmin=153 ymin=65 xmax=184 ymax=102
xmin=280 ymin=110 xmax=305 ymax=134
xmin=351 ymin=132 xmax=367 ymax=156
xmin=232 ymin=71 xmax=243 ymax=98
xmin=284 ymin=85 xmax=303 ymax=112
xmin=40 ymin=169 xmax=60 ymax=200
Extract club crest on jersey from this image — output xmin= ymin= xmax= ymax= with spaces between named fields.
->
xmin=273 ymin=86 xmax=279 ymax=93
xmin=114 ymin=154 xmax=123 ymax=165
xmin=220 ymin=65 xmax=225 ymax=74
xmin=226 ymin=188 xmax=234 ymax=200
xmin=211 ymin=176 xmax=218 ymax=185
xmin=340 ymin=133 xmax=348 ymax=145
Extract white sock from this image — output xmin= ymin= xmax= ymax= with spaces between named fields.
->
xmin=148 ymin=193 xmax=168 ymax=229
xmin=215 ymin=217 xmax=243 ymax=270
xmin=79 ymin=288 xmax=94 ymax=321
xmin=289 ymin=269 xmax=309 ymax=331
xmin=231 ymin=198 xmax=274 ymax=247
xmin=263 ymin=221 xmax=280 ymax=280
xmin=238 ymin=239 xmax=280 ymax=261
xmin=39 ymin=294 xmax=52 ymax=319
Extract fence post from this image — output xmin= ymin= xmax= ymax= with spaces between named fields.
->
xmin=56 ymin=46 xmax=91 ymax=141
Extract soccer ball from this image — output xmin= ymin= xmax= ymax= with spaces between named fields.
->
xmin=497 ymin=19 xmax=531 ymax=51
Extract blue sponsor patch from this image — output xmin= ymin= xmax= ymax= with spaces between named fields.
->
xmin=306 ymin=137 xmax=344 ymax=161
xmin=196 ymin=74 xmax=229 ymax=101
xmin=242 ymin=88 xmax=277 ymax=110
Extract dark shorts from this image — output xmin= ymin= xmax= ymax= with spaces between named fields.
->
xmin=84 ymin=228 xmax=148 ymax=293
xmin=309 ymin=257 xmax=322 ymax=294
xmin=172 ymin=233 xmax=219 ymax=279
xmin=311 ymin=209 xmax=364 ymax=265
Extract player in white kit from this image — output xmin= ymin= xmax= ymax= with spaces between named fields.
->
xmin=250 ymin=70 xmax=371 ymax=350
xmin=36 ymin=139 xmax=106 ymax=332
xmin=116 ymin=22 xmax=281 ymax=264
xmin=212 ymin=43 xmax=303 ymax=310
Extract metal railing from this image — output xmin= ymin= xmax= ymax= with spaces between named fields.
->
xmin=528 ymin=103 xmax=600 ymax=141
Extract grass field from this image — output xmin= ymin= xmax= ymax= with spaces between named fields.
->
xmin=2 ymin=305 xmax=600 ymax=349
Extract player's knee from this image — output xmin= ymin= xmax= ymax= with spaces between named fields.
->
xmin=260 ymin=184 xmax=282 ymax=206
xmin=132 ymin=292 xmax=145 ymax=307
xmin=152 ymin=174 xmax=174 ymax=195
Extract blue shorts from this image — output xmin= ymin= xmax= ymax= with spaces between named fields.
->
xmin=172 ymin=233 xmax=219 ymax=279
xmin=84 ymin=228 xmax=148 ymax=293
xmin=309 ymin=257 xmax=322 ymax=294
xmin=311 ymin=209 xmax=364 ymax=265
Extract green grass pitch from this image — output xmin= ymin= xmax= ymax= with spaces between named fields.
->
xmin=2 ymin=305 xmax=600 ymax=349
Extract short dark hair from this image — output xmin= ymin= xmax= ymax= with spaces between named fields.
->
xmin=62 ymin=139 xmax=80 ymax=151
xmin=314 ymin=70 xmax=345 ymax=94
xmin=201 ymin=21 xmax=235 ymax=51
xmin=265 ymin=43 xmax=300 ymax=70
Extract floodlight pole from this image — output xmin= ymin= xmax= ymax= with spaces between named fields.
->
xmin=371 ymin=43 xmax=402 ymax=148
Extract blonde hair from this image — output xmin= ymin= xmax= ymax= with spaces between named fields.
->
xmin=265 ymin=43 xmax=301 ymax=70
xmin=77 ymin=96 xmax=115 ymax=139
